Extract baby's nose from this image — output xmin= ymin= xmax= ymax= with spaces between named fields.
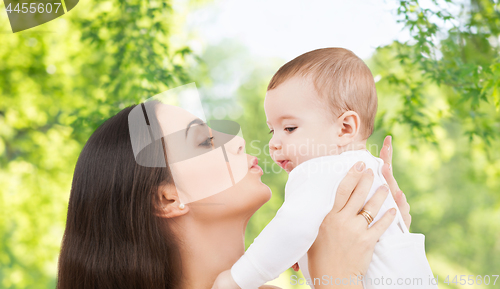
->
xmin=269 ymin=140 xmax=282 ymax=151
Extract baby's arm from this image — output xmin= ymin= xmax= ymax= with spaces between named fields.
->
xmin=230 ymin=160 xmax=347 ymax=289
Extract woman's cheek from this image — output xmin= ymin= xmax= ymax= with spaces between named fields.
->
xmin=224 ymin=147 xmax=248 ymax=185
xmin=169 ymin=149 xmax=234 ymax=204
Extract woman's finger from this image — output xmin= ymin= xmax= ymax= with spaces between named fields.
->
xmin=342 ymin=168 xmax=374 ymax=215
xmin=379 ymin=135 xmax=411 ymax=229
xmin=380 ymin=136 xmax=401 ymax=199
xmin=368 ymin=208 xmax=397 ymax=240
xmin=379 ymin=135 xmax=392 ymax=165
xmin=359 ymin=184 xmax=390 ymax=220
xmin=394 ymin=192 xmax=411 ymax=229
xmin=395 ymin=191 xmax=410 ymax=215
xmin=332 ymin=161 xmax=366 ymax=213
xmin=382 ymin=162 xmax=401 ymax=199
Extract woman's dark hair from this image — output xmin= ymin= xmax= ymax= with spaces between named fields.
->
xmin=57 ymin=104 xmax=182 ymax=289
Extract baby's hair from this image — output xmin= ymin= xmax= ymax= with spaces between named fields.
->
xmin=267 ymin=47 xmax=377 ymax=140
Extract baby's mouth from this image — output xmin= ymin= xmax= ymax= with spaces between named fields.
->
xmin=277 ymin=160 xmax=290 ymax=170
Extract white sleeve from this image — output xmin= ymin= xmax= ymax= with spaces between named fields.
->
xmin=230 ymin=160 xmax=347 ymax=289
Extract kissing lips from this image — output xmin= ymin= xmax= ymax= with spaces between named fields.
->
xmin=250 ymin=158 xmax=263 ymax=174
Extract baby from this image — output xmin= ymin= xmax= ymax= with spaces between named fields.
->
xmin=213 ymin=48 xmax=437 ymax=289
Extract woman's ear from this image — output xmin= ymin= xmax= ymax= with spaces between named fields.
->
xmin=336 ymin=111 xmax=360 ymax=146
xmin=155 ymin=183 xmax=190 ymax=218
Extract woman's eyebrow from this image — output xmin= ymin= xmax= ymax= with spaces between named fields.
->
xmin=185 ymin=118 xmax=205 ymax=138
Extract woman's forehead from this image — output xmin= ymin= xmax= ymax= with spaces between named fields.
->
xmin=154 ymin=104 xmax=200 ymax=135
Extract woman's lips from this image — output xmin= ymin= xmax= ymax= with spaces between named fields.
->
xmin=250 ymin=164 xmax=263 ymax=174
xmin=250 ymin=158 xmax=263 ymax=174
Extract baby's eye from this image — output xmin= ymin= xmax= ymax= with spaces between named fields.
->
xmin=284 ymin=127 xmax=297 ymax=133
xmin=268 ymin=129 xmax=274 ymax=135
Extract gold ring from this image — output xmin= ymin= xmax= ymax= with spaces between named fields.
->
xmin=358 ymin=209 xmax=374 ymax=225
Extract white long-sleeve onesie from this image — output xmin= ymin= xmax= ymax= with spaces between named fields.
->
xmin=231 ymin=149 xmax=438 ymax=289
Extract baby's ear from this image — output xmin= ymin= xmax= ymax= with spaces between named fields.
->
xmin=337 ymin=111 xmax=360 ymax=145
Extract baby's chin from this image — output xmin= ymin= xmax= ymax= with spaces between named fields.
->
xmin=274 ymin=159 xmax=302 ymax=174
xmin=284 ymin=156 xmax=319 ymax=173
xmin=284 ymin=162 xmax=296 ymax=174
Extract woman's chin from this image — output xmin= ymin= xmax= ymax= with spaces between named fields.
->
xmin=247 ymin=169 xmax=272 ymax=199
xmin=226 ymin=173 xmax=271 ymax=214
xmin=185 ymin=172 xmax=271 ymax=219
xmin=256 ymin=182 xmax=272 ymax=205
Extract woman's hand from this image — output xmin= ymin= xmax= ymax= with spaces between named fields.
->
xmin=307 ymin=162 xmax=397 ymax=289
xmin=379 ymin=136 xmax=411 ymax=229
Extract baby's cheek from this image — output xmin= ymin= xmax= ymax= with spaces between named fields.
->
xmin=297 ymin=155 xmax=311 ymax=166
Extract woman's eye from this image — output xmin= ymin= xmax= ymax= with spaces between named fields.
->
xmin=199 ymin=136 xmax=214 ymax=147
xmin=268 ymin=129 xmax=274 ymax=135
xmin=285 ymin=127 xmax=297 ymax=133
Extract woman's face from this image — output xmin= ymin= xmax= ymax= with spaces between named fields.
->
xmin=155 ymin=103 xmax=271 ymax=219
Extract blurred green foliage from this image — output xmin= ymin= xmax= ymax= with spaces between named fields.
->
xmin=0 ymin=0 xmax=498 ymax=289
xmin=0 ymin=0 xmax=196 ymax=287
xmin=388 ymin=0 xmax=500 ymax=148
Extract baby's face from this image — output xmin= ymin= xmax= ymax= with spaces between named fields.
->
xmin=264 ymin=76 xmax=342 ymax=174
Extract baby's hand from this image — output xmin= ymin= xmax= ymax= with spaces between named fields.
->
xmin=211 ymin=269 xmax=241 ymax=289
xmin=291 ymin=262 xmax=300 ymax=272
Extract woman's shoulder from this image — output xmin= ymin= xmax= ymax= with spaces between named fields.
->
xmin=259 ymin=285 xmax=281 ymax=289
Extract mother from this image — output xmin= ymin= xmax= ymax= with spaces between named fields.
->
xmin=56 ymin=100 xmax=409 ymax=289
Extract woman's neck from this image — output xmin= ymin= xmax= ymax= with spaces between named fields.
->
xmin=173 ymin=212 xmax=252 ymax=289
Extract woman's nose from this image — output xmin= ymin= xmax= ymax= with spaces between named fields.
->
xmin=229 ymin=135 xmax=245 ymax=155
